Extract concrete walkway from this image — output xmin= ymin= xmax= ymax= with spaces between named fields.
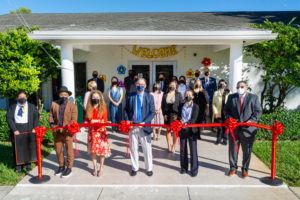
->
xmin=2 ymin=128 xmax=299 ymax=200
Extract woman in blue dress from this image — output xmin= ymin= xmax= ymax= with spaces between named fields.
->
xmin=107 ymin=76 xmax=123 ymax=132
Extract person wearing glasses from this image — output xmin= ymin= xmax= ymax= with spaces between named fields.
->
xmin=224 ymin=81 xmax=262 ymax=178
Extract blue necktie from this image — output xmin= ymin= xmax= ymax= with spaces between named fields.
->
xmin=17 ymin=106 xmax=23 ymax=117
xmin=137 ymin=94 xmax=142 ymax=123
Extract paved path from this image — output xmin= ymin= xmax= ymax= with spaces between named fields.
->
xmin=2 ymin=128 xmax=299 ymax=200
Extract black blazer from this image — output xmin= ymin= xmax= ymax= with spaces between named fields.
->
xmin=6 ymin=103 xmax=39 ymax=136
xmin=162 ymin=92 xmax=184 ymax=116
xmin=87 ymin=78 xmax=104 ymax=93
xmin=179 ymin=103 xmax=199 ymax=134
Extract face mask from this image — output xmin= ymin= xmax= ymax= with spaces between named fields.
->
xmin=169 ymin=86 xmax=175 ymax=91
xmin=185 ymin=96 xmax=193 ymax=102
xmin=195 ymin=73 xmax=200 ymax=77
xmin=93 ymin=74 xmax=98 ymax=78
xmin=179 ymin=80 xmax=185 ymax=85
xmin=153 ymin=86 xmax=160 ymax=91
xmin=204 ymin=72 xmax=209 ymax=76
xmin=159 ymin=78 xmax=164 ymax=82
xmin=92 ymin=85 xmax=97 ymax=90
xmin=237 ymin=88 xmax=245 ymax=95
xmin=134 ymin=78 xmax=138 ymax=82
xmin=136 ymin=86 xmax=145 ymax=92
xmin=59 ymin=97 xmax=68 ymax=103
xmin=195 ymin=84 xmax=201 ymax=89
xmin=17 ymin=98 xmax=27 ymax=104
xmin=219 ymin=84 xmax=225 ymax=89
xmin=91 ymin=98 xmax=100 ymax=104
xmin=112 ymin=81 xmax=118 ymax=86
xmin=129 ymin=73 xmax=133 ymax=77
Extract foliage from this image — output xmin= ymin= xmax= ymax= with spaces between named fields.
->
xmin=10 ymin=7 xmax=32 ymax=14
xmin=245 ymin=18 xmax=300 ymax=112
xmin=256 ymin=108 xmax=300 ymax=140
xmin=0 ymin=110 xmax=10 ymax=141
xmin=253 ymin=141 xmax=300 ymax=187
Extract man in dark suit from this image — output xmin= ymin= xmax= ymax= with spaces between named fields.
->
xmin=87 ymin=70 xmax=104 ymax=93
xmin=158 ymin=73 xmax=168 ymax=93
xmin=124 ymin=78 xmax=155 ymax=177
xmin=124 ymin=69 xmax=135 ymax=95
xmin=6 ymin=91 xmax=39 ymax=173
xmin=224 ymin=81 xmax=262 ymax=178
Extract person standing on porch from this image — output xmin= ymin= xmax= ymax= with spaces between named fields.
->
xmin=85 ymin=90 xmax=110 ymax=177
xmin=124 ymin=78 xmax=155 ymax=177
xmin=84 ymin=80 xmax=97 ymax=110
xmin=158 ymin=73 xmax=168 ymax=93
xmin=224 ymin=81 xmax=262 ymax=178
xmin=178 ymin=76 xmax=189 ymax=100
xmin=212 ymin=80 xmax=231 ymax=145
xmin=124 ymin=69 xmax=135 ymax=96
xmin=179 ymin=90 xmax=199 ymax=177
xmin=162 ymin=81 xmax=184 ymax=153
xmin=188 ymin=69 xmax=201 ymax=89
xmin=87 ymin=70 xmax=104 ymax=93
xmin=6 ymin=91 xmax=39 ymax=173
xmin=150 ymin=82 xmax=164 ymax=141
xmin=49 ymin=86 xmax=78 ymax=178
xmin=108 ymin=76 xmax=123 ymax=133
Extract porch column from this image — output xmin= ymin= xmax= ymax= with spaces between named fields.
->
xmin=60 ymin=42 xmax=75 ymax=98
xmin=229 ymin=43 xmax=243 ymax=92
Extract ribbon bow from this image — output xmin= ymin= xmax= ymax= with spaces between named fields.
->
xmin=66 ymin=121 xmax=80 ymax=135
xmin=35 ymin=126 xmax=47 ymax=142
xmin=168 ymin=120 xmax=183 ymax=138
xmin=224 ymin=118 xmax=239 ymax=153
xmin=118 ymin=120 xmax=131 ymax=134
xmin=272 ymin=122 xmax=284 ymax=136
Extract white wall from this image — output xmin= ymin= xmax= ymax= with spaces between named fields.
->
xmin=73 ymin=45 xmax=300 ymax=110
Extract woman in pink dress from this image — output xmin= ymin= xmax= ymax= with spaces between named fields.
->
xmin=150 ymin=82 xmax=164 ymax=141
xmin=85 ymin=90 xmax=111 ymax=176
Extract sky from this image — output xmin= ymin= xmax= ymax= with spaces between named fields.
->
xmin=0 ymin=0 xmax=299 ymax=15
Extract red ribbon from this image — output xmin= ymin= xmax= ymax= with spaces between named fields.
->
xmin=118 ymin=120 xmax=131 ymax=156
xmin=272 ymin=122 xmax=284 ymax=136
xmin=35 ymin=126 xmax=47 ymax=142
xmin=224 ymin=118 xmax=239 ymax=153
xmin=167 ymin=120 xmax=183 ymax=138
xmin=66 ymin=121 xmax=81 ymax=156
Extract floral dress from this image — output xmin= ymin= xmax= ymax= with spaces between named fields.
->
xmin=85 ymin=106 xmax=111 ymax=157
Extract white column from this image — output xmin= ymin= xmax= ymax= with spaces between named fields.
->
xmin=229 ymin=43 xmax=243 ymax=92
xmin=61 ymin=42 xmax=75 ymax=98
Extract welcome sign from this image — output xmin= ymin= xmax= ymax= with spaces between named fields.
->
xmin=132 ymin=45 xmax=178 ymax=59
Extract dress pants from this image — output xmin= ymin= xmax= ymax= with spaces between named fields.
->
xmin=229 ymin=127 xmax=255 ymax=172
xmin=215 ymin=118 xmax=227 ymax=143
xmin=179 ymin=129 xmax=198 ymax=175
xmin=129 ymin=126 xmax=153 ymax=172
xmin=53 ymin=130 xmax=74 ymax=168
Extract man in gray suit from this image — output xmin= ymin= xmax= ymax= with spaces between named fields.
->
xmin=224 ymin=81 xmax=262 ymax=178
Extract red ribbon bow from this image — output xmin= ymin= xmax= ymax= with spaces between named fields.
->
xmin=118 ymin=120 xmax=131 ymax=134
xmin=168 ymin=120 xmax=183 ymax=138
xmin=35 ymin=126 xmax=47 ymax=142
xmin=224 ymin=118 xmax=239 ymax=153
xmin=272 ymin=122 xmax=284 ymax=136
xmin=66 ymin=121 xmax=80 ymax=135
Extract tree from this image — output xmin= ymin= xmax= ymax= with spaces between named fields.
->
xmin=10 ymin=7 xmax=32 ymax=14
xmin=0 ymin=26 xmax=60 ymax=110
xmin=245 ymin=18 xmax=300 ymax=112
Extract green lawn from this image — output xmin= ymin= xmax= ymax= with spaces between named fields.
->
xmin=253 ymin=140 xmax=300 ymax=187
xmin=0 ymin=141 xmax=53 ymax=185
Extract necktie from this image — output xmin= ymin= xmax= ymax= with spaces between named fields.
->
xmin=17 ymin=106 xmax=24 ymax=117
xmin=137 ymin=94 xmax=142 ymax=123
xmin=240 ymin=95 xmax=244 ymax=113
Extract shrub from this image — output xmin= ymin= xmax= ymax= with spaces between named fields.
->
xmin=256 ymin=108 xmax=300 ymax=140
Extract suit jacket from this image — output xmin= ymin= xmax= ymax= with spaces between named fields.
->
xmin=224 ymin=92 xmax=262 ymax=137
xmin=200 ymin=77 xmax=217 ymax=102
xmin=6 ymin=103 xmax=39 ymax=136
xmin=87 ymin=78 xmax=104 ymax=93
xmin=49 ymin=100 xmax=78 ymax=133
xmin=124 ymin=91 xmax=155 ymax=135
xmin=179 ymin=103 xmax=199 ymax=134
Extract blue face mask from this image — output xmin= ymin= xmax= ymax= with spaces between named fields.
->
xmin=136 ymin=85 xmax=145 ymax=92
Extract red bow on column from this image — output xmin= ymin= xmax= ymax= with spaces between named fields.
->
xmin=35 ymin=126 xmax=47 ymax=142
xmin=168 ymin=120 xmax=183 ymax=138
xmin=224 ymin=118 xmax=239 ymax=153
xmin=272 ymin=122 xmax=284 ymax=136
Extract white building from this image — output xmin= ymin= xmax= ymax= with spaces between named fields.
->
xmin=0 ymin=12 xmax=299 ymax=110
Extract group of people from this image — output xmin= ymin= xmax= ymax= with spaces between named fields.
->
xmin=6 ymin=68 xmax=262 ymax=179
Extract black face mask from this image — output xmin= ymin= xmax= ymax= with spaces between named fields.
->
xmin=93 ymin=74 xmax=98 ymax=78
xmin=59 ymin=97 xmax=68 ymax=103
xmin=195 ymin=73 xmax=200 ymax=78
xmin=17 ymin=98 xmax=27 ymax=104
xmin=134 ymin=78 xmax=138 ymax=82
xmin=112 ymin=81 xmax=118 ymax=86
xmin=179 ymin=80 xmax=185 ymax=84
xmin=219 ymin=84 xmax=225 ymax=89
xmin=169 ymin=86 xmax=175 ymax=91
xmin=129 ymin=73 xmax=133 ymax=77
xmin=159 ymin=78 xmax=164 ymax=82
xmin=195 ymin=84 xmax=201 ymax=89
xmin=91 ymin=98 xmax=100 ymax=104
xmin=185 ymin=96 xmax=193 ymax=102
xmin=205 ymin=72 xmax=209 ymax=76
xmin=92 ymin=86 xmax=97 ymax=90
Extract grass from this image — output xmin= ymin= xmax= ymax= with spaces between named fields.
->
xmin=0 ymin=141 xmax=54 ymax=185
xmin=253 ymin=140 xmax=300 ymax=187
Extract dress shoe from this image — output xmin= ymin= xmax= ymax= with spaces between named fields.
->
xmin=180 ymin=168 xmax=187 ymax=174
xmin=55 ymin=166 xmax=65 ymax=176
xmin=228 ymin=170 xmax=237 ymax=176
xmin=222 ymin=140 xmax=227 ymax=145
xmin=191 ymin=173 xmax=198 ymax=177
xmin=62 ymin=168 xmax=72 ymax=178
xmin=146 ymin=171 xmax=153 ymax=176
xmin=242 ymin=171 xmax=248 ymax=178
xmin=215 ymin=141 xmax=221 ymax=145
xmin=130 ymin=170 xmax=137 ymax=176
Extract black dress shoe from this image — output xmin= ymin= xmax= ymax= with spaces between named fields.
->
xmin=146 ymin=171 xmax=153 ymax=176
xmin=62 ymin=168 xmax=72 ymax=178
xmin=197 ymin=135 xmax=202 ymax=140
xmin=222 ymin=140 xmax=227 ymax=145
xmin=130 ymin=170 xmax=137 ymax=176
xmin=215 ymin=141 xmax=220 ymax=145
xmin=180 ymin=168 xmax=187 ymax=174
xmin=191 ymin=173 xmax=198 ymax=177
xmin=55 ymin=166 xmax=65 ymax=176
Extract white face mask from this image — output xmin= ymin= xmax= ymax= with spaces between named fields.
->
xmin=237 ymin=88 xmax=245 ymax=95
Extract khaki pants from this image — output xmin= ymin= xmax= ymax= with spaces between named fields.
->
xmin=53 ymin=130 xmax=74 ymax=168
